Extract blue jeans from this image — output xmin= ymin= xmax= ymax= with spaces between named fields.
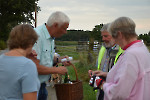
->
xmin=38 ymin=83 xmax=48 ymax=100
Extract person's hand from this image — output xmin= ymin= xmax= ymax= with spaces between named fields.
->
xmin=32 ymin=50 xmax=37 ymax=58
xmin=100 ymin=81 xmax=105 ymax=90
xmin=88 ymin=70 xmax=93 ymax=78
xmin=27 ymin=50 xmax=37 ymax=59
xmin=28 ymin=50 xmax=37 ymax=58
xmin=56 ymin=66 xmax=68 ymax=75
xmin=62 ymin=61 xmax=72 ymax=66
xmin=59 ymin=55 xmax=72 ymax=66
xmin=92 ymin=70 xmax=107 ymax=77
xmin=58 ymin=55 xmax=68 ymax=63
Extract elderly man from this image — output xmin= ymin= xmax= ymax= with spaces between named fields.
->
xmin=101 ymin=17 xmax=150 ymax=100
xmin=29 ymin=11 xmax=71 ymax=100
xmin=89 ymin=23 xmax=123 ymax=100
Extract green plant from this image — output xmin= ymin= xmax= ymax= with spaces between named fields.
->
xmin=0 ymin=40 xmax=7 ymax=50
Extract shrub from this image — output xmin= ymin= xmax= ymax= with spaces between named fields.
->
xmin=0 ymin=40 xmax=7 ymax=50
xmin=75 ymin=52 xmax=97 ymax=82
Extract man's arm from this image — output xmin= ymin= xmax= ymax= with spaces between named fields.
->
xmin=23 ymin=92 xmax=37 ymax=100
xmin=27 ymin=54 xmax=67 ymax=75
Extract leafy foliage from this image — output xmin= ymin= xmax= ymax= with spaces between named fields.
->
xmin=88 ymin=24 xmax=103 ymax=51
xmin=138 ymin=32 xmax=150 ymax=44
xmin=0 ymin=40 xmax=7 ymax=50
xmin=56 ymin=30 xmax=91 ymax=41
xmin=0 ymin=0 xmax=40 ymax=41
xmin=56 ymin=24 xmax=103 ymax=42
xmin=91 ymin=24 xmax=103 ymax=42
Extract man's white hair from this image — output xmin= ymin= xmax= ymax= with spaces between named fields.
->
xmin=46 ymin=11 xmax=70 ymax=27
xmin=101 ymin=23 xmax=110 ymax=32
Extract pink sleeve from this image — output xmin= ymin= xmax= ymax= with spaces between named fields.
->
xmin=103 ymin=53 xmax=139 ymax=100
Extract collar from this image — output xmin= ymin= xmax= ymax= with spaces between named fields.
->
xmin=123 ymin=40 xmax=141 ymax=50
xmin=44 ymin=23 xmax=54 ymax=40
xmin=111 ymin=44 xmax=117 ymax=50
xmin=105 ymin=44 xmax=117 ymax=50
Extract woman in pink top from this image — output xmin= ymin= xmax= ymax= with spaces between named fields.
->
xmin=100 ymin=17 xmax=150 ymax=100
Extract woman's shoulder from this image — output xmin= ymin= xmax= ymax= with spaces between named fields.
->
xmin=23 ymin=57 xmax=36 ymax=67
xmin=19 ymin=58 xmax=37 ymax=74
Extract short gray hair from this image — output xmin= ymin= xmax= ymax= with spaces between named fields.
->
xmin=108 ymin=17 xmax=137 ymax=39
xmin=101 ymin=23 xmax=110 ymax=32
xmin=46 ymin=11 xmax=70 ymax=27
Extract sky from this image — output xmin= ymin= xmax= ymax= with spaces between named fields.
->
xmin=36 ymin=0 xmax=150 ymax=35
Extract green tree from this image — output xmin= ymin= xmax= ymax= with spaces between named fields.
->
xmin=88 ymin=24 xmax=103 ymax=51
xmin=0 ymin=0 xmax=40 ymax=41
xmin=56 ymin=30 xmax=90 ymax=41
xmin=138 ymin=33 xmax=150 ymax=44
xmin=91 ymin=24 xmax=103 ymax=42
xmin=148 ymin=31 xmax=150 ymax=36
